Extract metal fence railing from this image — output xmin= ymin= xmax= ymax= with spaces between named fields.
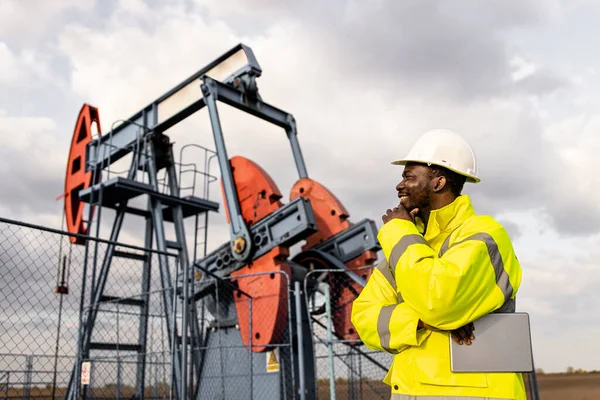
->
xmin=0 ymin=218 xmax=87 ymax=399
xmin=0 ymin=216 xmax=185 ymax=399
xmin=192 ymin=269 xmax=296 ymax=399
xmin=304 ymin=266 xmax=394 ymax=400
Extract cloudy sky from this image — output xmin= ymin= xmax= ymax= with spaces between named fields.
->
xmin=2 ymin=0 xmax=600 ymax=374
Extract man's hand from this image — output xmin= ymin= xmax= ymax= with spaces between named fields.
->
xmin=418 ymin=320 xmax=475 ymax=345
xmin=382 ymin=203 xmax=419 ymax=224
xmin=450 ymin=322 xmax=475 ymax=345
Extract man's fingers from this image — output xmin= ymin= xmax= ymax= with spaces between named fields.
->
xmin=449 ymin=323 xmax=477 ymax=346
xmin=453 ymin=335 xmax=462 ymax=345
xmin=456 ymin=328 xmax=467 ymax=343
xmin=450 ymin=330 xmax=463 ymax=345
xmin=451 ymin=333 xmax=463 ymax=345
xmin=463 ymin=327 xmax=474 ymax=344
xmin=467 ymin=322 xmax=475 ymax=339
xmin=382 ymin=209 xmax=392 ymax=223
xmin=454 ymin=327 xmax=472 ymax=345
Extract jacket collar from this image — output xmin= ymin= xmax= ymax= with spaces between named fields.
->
xmin=420 ymin=194 xmax=476 ymax=241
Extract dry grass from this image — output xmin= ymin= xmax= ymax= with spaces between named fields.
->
xmin=537 ymin=371 xmax=600 ymax=400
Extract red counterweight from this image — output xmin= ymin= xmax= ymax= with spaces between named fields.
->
xmin=221 ymin=156 xmax=291 ymax=352
xmin=290 ymin=178 xmax=377 ymax=342
xmin=63 ymin=104 xmax=102 ymax=245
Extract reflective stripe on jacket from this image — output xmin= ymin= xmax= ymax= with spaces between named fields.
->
xmin=351 ymin=195 xmax=526 ymax=399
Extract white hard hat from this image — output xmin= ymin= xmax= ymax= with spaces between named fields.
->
xmin=392 ymin=128 xmax=480 ymax=183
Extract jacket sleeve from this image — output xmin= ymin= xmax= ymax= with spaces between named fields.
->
xmin=351 ymin=261 xmax=432 ymax=354
xmin=377 ymin=218 xmax=521 ymax=331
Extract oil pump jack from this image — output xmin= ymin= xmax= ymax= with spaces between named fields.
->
xmin=62 ymin=44 xmax=380 ymax=399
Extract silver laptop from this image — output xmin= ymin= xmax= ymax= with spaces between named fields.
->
xmin=449 ymin=312 xmax=533 ymax=373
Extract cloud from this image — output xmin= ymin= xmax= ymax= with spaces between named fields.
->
xmin=3 ymin=0 xmax=600 ymax=376
xmin=0 ymin=111 xmax=67 ymax=221
xmin=516 ymin=238 xmax=600 ymax=371
xmin=50 ymin=0 xmax=595 ymax=244
xmin=196 ymin=0 xmax=568 ymax=102
xmin=0 ymin=0 xmax=96 ymax=42
xmin=0 ymin=42 xmax=52 ymax=87
xmin=536 ymin=113 xmax=600 ymax=235
xmin=496 ymin=218 xmax=523 ymax=241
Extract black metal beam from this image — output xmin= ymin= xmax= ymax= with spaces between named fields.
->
xmin=193 ymin=197 xmax=317 ymax=277
xmin=202 ymin=77 xmax=294 ymax=130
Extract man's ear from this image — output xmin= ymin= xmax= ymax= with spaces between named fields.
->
xmin=432 ymin=176 xmax=446 ymax=193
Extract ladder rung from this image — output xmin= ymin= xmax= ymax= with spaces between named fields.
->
xmin=99 ymin=295 xmax=145 ymax=307
xmin=114 ymin=250 xmax=147 ymax=261
xmin=166 ymin=240 xmax=181 ymax=250
xmin=89 ymin=342 xmax=142 ymax=352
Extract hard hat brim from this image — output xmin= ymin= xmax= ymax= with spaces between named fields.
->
xmin=391 ymin=159 xmax=481 ymax=183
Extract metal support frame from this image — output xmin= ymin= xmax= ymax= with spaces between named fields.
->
xmin=294 ymin=281 xmax=306 ymax=400
xmin=83 ymin=43 xmax=309 ymax=268
xmin=322 ymin=283 xmax=336 ymax=400
xmin=135 ymin=209 xmax=153 ymax=398
xmin=66 ymin=151 xmax=141 ymax=400
xmin=199 ymin=74 xmax=309 ymax=264
xmin=202 ymin=86 xmax=253 ymax=262
xmin=145 ymin=139 xmax=185 ymax=398
xmin=67 ymin=131 xmax=214 ymax=399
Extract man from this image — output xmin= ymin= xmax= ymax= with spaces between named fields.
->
xmin=351 ymin=129 xmax=525 ymax=399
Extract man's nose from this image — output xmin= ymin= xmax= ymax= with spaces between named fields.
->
xmin=396 ymin=180 xmax=405 ymax=191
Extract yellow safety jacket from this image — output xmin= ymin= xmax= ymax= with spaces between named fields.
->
xmin=351 ymin=195 xmax=525 ymax=399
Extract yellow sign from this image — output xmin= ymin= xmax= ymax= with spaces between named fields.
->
xmin=266 ymin=348 xmax=279 ymax=373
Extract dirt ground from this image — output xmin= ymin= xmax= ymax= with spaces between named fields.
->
xmin=3 ymin=373 xmax=599 ymax=399
xmin=536 ymin=372 xmax=600 ymax=400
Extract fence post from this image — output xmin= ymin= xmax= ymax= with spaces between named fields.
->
xmin=3 ymin=371 xmax=8 ymax=400
xmin=23 ymin=355 xmax=32 ymax=400
xmin=294 ymin=281 xmax=306 ymax=400
xmin=323 ymin=283 xmax=336 ymax=400
xmin=249 ymin=295 xmax=253 ymax=400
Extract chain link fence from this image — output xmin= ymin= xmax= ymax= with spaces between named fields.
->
xmin=0 ymin=216 xmax=184 ymax=399
xmin=1 ymin=217 xmax=85 ymax=399
xmin=0 ymin=217 xmax=299 ymax=399
xmin=192 ymin=268 xmax=296 ymax=399
xmin=0 ymin=216 xmax=539 ymax=399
